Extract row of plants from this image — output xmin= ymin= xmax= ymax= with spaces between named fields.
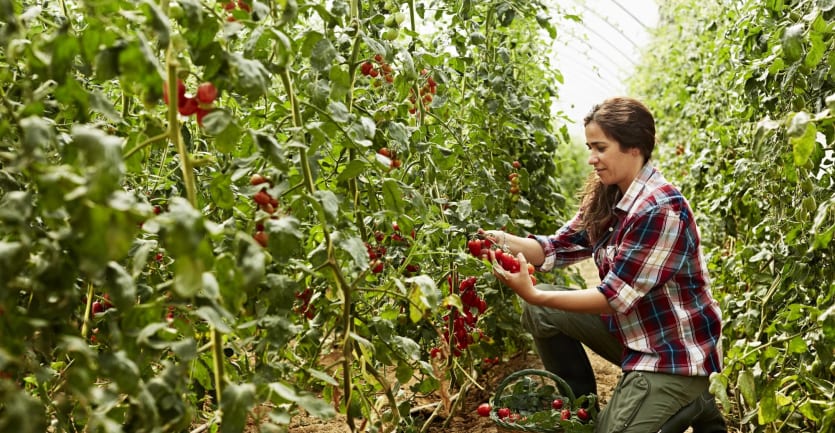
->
xmin=630 ymin=0 xmax=835 ymax=431
xmin=0 ymin=0 xmax=590 ymax=431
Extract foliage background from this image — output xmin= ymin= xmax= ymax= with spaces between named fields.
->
xmin=0 ymin=0 xmax=588 ymax=432
xmin=630 ymin=0 xmax=835 ymax=431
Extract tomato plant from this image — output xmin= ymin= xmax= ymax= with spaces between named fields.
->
xmin=0 ymin=0 xmax=583 ymax=431
xmin=632 ymin=1 xmax=835 ymax=431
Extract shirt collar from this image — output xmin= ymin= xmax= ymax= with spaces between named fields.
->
xmin=615 ymin=162 xmax=657 ymax=214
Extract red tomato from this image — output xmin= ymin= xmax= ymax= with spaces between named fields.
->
xmin=477 ymin=403 xmax=491 ymax=417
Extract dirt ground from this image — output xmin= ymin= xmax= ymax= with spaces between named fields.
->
xmin=278 ymin=259 xmax=622 ymax=433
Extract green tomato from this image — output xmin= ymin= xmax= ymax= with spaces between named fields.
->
xmin=382 ymin=28 xmax=399 ymax=41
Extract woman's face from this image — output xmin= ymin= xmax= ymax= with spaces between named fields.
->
xmin=585 ymin=121 xmax=644 ymax=193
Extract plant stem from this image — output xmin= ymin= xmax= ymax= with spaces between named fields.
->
xmin=80 ymin=282 xmax=95 ymax=339
xmin=280 ymin=65 xmax=357 ymax=432
xmin=164 ymin=43 xmax=223 ymax=408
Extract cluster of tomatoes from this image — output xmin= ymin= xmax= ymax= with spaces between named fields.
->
xmin=91 ymin=294 xmax=113 ymax=317
xmin=163 ymin=79 xmax=217 ymax=126
xmin=476 ymin=399 xmax=591 ymax=423
xmin=249 ymin=173 xmax=278 ymax=247
xmin=429 ymin=275 xmax=487 ymax=358
xmin=222 ymin=0 xmax=250 ymax=21
xmin=509 ymin=160 xmax=522 ymax=200
xmin=360 ymin=54 xmax=395 ymax=86
xmin=293 ymin=287 xmax=315 ymax=320
xmin=467 ymin=230 xmax=537 ymax=286
xmin=408 ymin=69 xmax=437 ymax=115
xmin=365 ymin=223 xmax=415 ymax=275
xmin=376 ymin=147 xmax=402 ymax=169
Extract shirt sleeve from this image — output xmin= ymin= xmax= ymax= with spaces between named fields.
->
xmin=528 ymin=212 xmax=593 ymax=272
xmin=598 ymin=203 xmax=695 ymax=314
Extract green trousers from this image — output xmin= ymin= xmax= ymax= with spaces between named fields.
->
xmin=521 ymin=285 xmax=711 ymax=433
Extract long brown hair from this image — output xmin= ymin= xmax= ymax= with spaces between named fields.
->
xmin=578 ymin=97 xmax=656 ymax=243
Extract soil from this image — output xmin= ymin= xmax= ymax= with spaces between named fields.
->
xmin=272 ymin=259 xmax=623 ymax=433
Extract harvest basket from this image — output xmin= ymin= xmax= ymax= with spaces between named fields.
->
xmin=490 ymin=369 xmax=598 ymax=433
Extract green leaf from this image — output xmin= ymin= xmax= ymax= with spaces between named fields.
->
xmin=171 ymin=338 xmax=197 ymax=360
xmin=782 ymin=23 xmax=805 ymax=62
xmin=254 ymin=131 xmax=289 ymax=171
xmin=0 ymin=190 xmax=32 ymax=224
xmin=137 ymin=322 xmax=177 ymax=350
xmin=203 ymin=110 xmax=241 ymax=153
xmin=89 ymin=90 xmax=123 ymax=123
xmin=408 ymin=275 xmax=439 ymax=322
xmin=266 ymin=216 xmax=302 ymax=262
xmin=758 ymin=380 xmax=780 ymax=424
xmin=104 ymin=261 xmax=136 ymax=312
xmin=386 ymin=121 xmax=410 ymax=145
xmin=737 ymin=369 xmax=756 ymax=408
xmin=396 ymin=361 xmax=413 ymax=384
xmin=194 ymin=305 xmax=233 ymax=334
xmin=297 ymin=393 xmax=336 ymax=419
xmin=788 ymin=115 xmax=816 ymax=167
xmin=208 ymin=172 xmax=235 ymax=210
xmin=173 ymin=257 xmax=204 ymax=298
xmin=20 ymin=115 xmax=54 ymax=157
xmin=328 ymin=101 xmax=350 ymax=122
xmin=50 ymin=32 xmax=79 ymax=81
xmin=804 ymin=30 xmax=825 ymax=68
xmin=230 ymin=53 xmax=271 ymax=99
xmin=798 ymin=399 xmax=821 ymax=421
xmin=337 ymin=233 xmax=369 ymax=270
xmin=314 ymin=190 xmax=339 ymax=224
xmin=336 ymin=159 xmax=368 ymax=182
xmin=788 ymin=335 xmax=808 ymax=354
xmin=220 ymin=383 xmax=256 ymax=433
xmin=399 ymin=49 xmax=417 ymax=80
xmin=382 ymin=179 xmax=405 ymax=214
xmin=310 ymin=37 xmax=337 ymax=72
xmin=820 ymin=303 xmax=835 ymax=342
xmin=392 ymin=335 xmax=420 ymax=361
xmin=99 ymin=350 xmax=141 ymax=394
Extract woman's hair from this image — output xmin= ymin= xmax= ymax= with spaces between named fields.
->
xmin=578 ymin=97 xmax=656 ymax=243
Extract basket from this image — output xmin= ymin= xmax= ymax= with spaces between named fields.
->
xmin=489 ymin=369 xmax=598 ymax=433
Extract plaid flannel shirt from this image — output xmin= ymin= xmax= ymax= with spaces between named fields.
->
xmin=532 ymin=163 xmax=723 ymax=376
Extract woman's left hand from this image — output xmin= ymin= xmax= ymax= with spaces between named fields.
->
xmin=491 ymin=251 xmax=537 ymax=302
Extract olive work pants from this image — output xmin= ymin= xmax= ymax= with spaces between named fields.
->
xmin=520 ymin=285 xmax=719 ymax=433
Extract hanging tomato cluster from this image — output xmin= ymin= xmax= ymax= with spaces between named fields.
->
xmin=162 ymin=79 xmax=217 ymax=126
xmin=360 ymin=54 xmax=395 ymax=86
xmin=430 ymin=276 xmax=488 ymax=358
xmin=408 ymin=69 xmax=437 ymax=115
xmin=293 ymin=287 xmax=315 ymax=320
xmin=222 ymin=0 xmax=250 ymax=21
xmin=468 ymin=231 xmax=536 ymax=285
xmin=249 ymin=173 xmax=278 ymax=247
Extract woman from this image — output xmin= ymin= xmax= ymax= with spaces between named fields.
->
xmin=484 ymin=97 xmax=726 ymax=433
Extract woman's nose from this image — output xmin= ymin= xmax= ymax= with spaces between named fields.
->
xmin=587 ymin=153 xmax=598 ymax=165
